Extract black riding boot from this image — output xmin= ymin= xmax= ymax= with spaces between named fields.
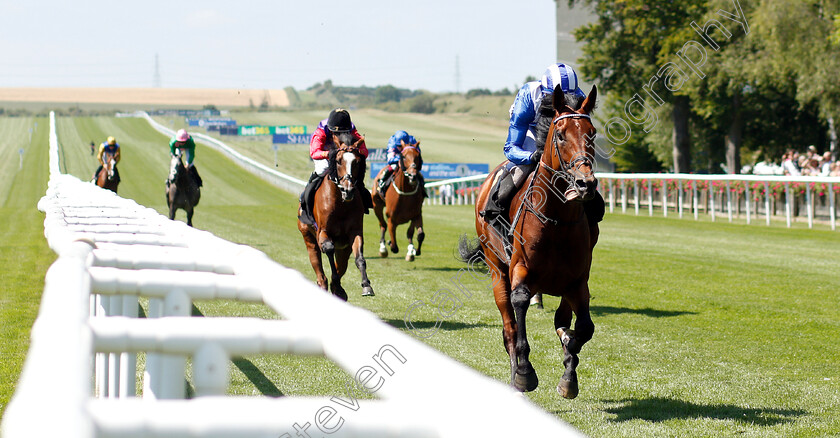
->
xmin=481 ymin=172 xmax=516 ymax=222
xmin=299 ymin=172 xmax=324 ymax=225
xmin=378 ymin=167 xmax=393 ymax=196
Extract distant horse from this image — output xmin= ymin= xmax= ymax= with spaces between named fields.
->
xmin=298 ymin=138 xmax=374 ymax=301
xmin=166 ymin=153 xmax=201 ymax=227
xmin=372 ymin=145 xmax=425 ymax=261
xmin=96 ymin=156 xmax=119 ymax=193
xmin=459 ymin=85 xmax=600 ymax=399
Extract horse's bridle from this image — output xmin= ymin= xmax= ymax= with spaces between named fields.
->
xmin=330 ymin=147 xmax=361 ymax=187
xmin=539 ymin=113 xmax=595 ymax=183
xmin=399 ymin=146 xmax=420 ymax=177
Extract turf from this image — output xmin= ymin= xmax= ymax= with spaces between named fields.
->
xmin=0 ymin=117 xmax=55 ymax=416
xmin=1 ymin=114 xmax=838 ymax=437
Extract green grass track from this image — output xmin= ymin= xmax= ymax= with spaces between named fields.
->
xmin=1 ymin=114 xmax=838 ymax=437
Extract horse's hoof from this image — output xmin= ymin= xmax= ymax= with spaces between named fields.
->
xmin=557 ymin=376 xmax=579 ymax=399
xmin=513 ymin=370 xmax=539 ymax=392
xmin=379 ymin=242 xmax=388 ymax=257
xmin=391 ymin=247 xmax=399 ymax=254
xmin=529 ymin=295 xmax=543 ymax=309
xmin=405 ymin=244 xmax=415 ymax=262
xmin=333 ymin=289 xmax=348 ymax=301
xmin=361 ymin=286 xmax=375 ymax=297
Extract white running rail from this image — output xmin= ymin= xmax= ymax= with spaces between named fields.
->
xmin=1 ymin=112 xmax=585 ymax=438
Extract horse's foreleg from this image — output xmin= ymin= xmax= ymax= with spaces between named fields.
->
xmin=387 ymin=218 xmax=399 ymax=254
xmin=413 ymin=215 xmax=424 ymax=256
xmin=186 ymin=206 xmax=194 ymax=227
xmin=555 ymin=282 xmax=594 ymax=399
xmin=168 ymin=201 xmax=177 ymax=221
xmin=352 ymin=234 xmax=374 ymax=297
xmin=330 ymin=245 xmax=350 ymax=302
xmin=510 ymin=264 xmax=538 ymax=392
xmin=318 ymin=231 xmax=340 ymax=298
xmin=405 ymin=220 xmax=416 ymax=262
xmin=373 ymin=200 xmax=388 ymax=257
xmin=300 ymin=225 xmax=328 ymax=290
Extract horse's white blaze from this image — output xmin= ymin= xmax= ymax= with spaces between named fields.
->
xmin=343 ymin=152 xmax=355 ymax=177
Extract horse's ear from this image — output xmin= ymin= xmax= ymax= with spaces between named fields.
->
xmin=581 ymin=85 xmax=597 ymax=114
xmin=552 ymin=84 xmax=576 ymax=114
xmin=414 ymin=141 xmax=420 ymax=148
xmin=552 ymin=84 xmax=567 ymax=113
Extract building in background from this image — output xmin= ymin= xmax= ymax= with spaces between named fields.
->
xmin=554 ymin=1 xmax=615 ymax=172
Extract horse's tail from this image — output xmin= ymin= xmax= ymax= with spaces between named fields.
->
xmin=457 ymin=233 xmax=485 ymax=266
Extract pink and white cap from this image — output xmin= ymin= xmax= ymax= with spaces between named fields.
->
xmin=176 ymin=129 xmax=190 ymax=142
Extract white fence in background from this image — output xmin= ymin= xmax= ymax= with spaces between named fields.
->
xmin=1 ymin=112 xmax=584 ymax=438
xmin=598 ymin=173 xmax=840 ymax=230
xmin=422 ymin=172 xmax=840 ymax=230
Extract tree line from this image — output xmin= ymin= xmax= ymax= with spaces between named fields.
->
xmin=570 ymin=0 xmax=840 ymax=173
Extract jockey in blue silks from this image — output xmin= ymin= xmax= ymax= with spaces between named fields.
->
xmin=377 ymin=130 xmax=420 ymax=193
xmin=480 ymin=63 xmax=586 ymax=224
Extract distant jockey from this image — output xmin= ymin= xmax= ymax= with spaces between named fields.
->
xmin=168 ymin=129 xmax=203 ymax=187
xmin=377 ymin=130 xmax=421 ymax=194
xmin=480 ymin=63 xmax=586 ymax=224
xmin=299 ymin=108 xmax=372 ymax=225
xmin=92 ymin=136 xmax=121 ymax=183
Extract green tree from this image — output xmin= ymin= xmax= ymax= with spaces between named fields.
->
xmin=571 ymin=0 xmax=708 ymax=172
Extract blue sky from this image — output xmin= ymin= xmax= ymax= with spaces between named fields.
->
xmin=0 ymin=0 xmax=558 ymax=92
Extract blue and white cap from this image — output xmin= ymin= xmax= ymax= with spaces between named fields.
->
xmin=394 ymin=130 xmax=410 ymax=144
xmin=540 ymin=63 xmax=582 ymax=95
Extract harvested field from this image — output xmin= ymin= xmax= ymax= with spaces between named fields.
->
xmin=0 ymin=88 xmax=288 ymax=107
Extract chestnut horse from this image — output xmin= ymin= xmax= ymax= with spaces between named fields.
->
xmin=372 ymin=145 xmax=425 ymax=261
xmin=96 ymin=157 xmax=119 ymax=193
xmin=298 ymin=138 xmax=374 ymax=301
xmin=458 ymin=84 xmax=600 ymax=399
xmin=166 ymin=153 xmax=200 ymax=227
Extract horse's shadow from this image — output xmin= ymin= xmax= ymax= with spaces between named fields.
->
xmin=381 ymin=317 xmax=496 ymax=332
xmin=590 ymin=305 xmax=695 ymax=318
xmin=592 ymin=397 xmax=804 ymax=426
xmin=190 ymin=305 xmax=284 ymax=397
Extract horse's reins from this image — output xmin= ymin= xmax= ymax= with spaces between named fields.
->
xmin=508 ymin=112 xmax=593 ymax=237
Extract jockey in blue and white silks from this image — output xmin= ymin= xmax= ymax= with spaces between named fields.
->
xmin=378 ymin=130 xmax=419 ymax=192
xmin=505 ymin=63 xmax=586 ymax=166
xmin=482 ymin=63 xmax=586 ymax=221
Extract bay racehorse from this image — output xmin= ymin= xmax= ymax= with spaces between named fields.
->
xmin=96 ymin=157 xmax=119 ymax=193
xmin=298 ymin=138 xmax=374 ymax=301
xmin=372 ymin=145 xmax=425 ymax=261
xmin=166 ymin=153 xmax=201 ymax=227
xmin=459 ymin=84 xmax=600 ymax=399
